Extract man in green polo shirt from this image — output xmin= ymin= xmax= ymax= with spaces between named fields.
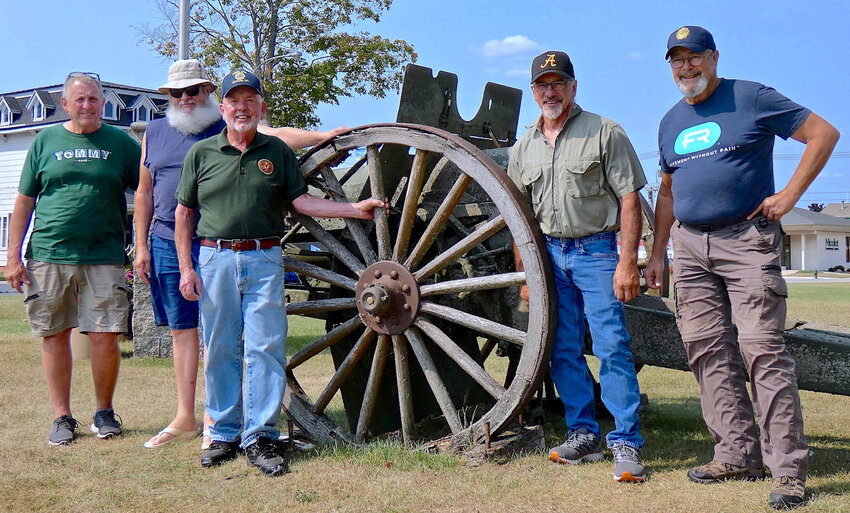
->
xmin=175 ymin=69 xmax=384 ymax=476
xmin=6 ymin=72 xmax=139 ymax=446
xmin=507 ymin=51 xmax=648 ymax=482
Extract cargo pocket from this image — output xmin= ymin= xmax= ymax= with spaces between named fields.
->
xmin=565 ymin=159 xmax=602 ymax=198
xmin=759 ymin=273 xmax=788 ymax=332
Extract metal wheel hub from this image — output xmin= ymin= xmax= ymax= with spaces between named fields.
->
xmin=355 ymin=261 xmax=419 ymax=335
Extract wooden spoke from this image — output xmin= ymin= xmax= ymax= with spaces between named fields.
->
xmin=419 ymin=271 xmax=525 ymax=297
xmin=415 ymin=318 xmax=505 ymax=400
xmin=314 ymin=328 xmax=377 ymax=414
xmin=337 ymin=153 xmax=367 ymax=187
xmin=413 ymin=215 xmax=506 ymax=281
xmin=286 ymin=315 xmax=363 ymax=371
xmin=366 ymin=145 xmax=392 ymax=260
xmin=479 ymin=338 xmax=497 ymax=361
xmin=392 ymin=333 xmax=415 ymax=446
xmin=286 ymin=297 xmax=356 ymax=316
xmin=355 ymin=335 xmax=391 ymax=442
xmin=404 ymin=326 xmax=463 ymax=433
xmin=292 ymin=213 xmax=365 ymax=276
xmin=319 ymin=166 xmax=378 ymax=265
xmin=419 ymin=301 xmax=526 ymax=346
xmin=404 ymin=173 xmax=472 ymax=270
xmin=280 ymin=220 xmax=302 ymax=245
xmin=283 ymin=256 xmax=357 ymax=291
xmin=392 ymin=149 xmax=429 ymax=262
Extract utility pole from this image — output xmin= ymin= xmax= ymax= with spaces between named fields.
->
xmin=178 ymin=0 xmax=190 ymax=60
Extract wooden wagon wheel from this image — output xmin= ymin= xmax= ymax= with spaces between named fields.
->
xmin=281 ymin=123 xmax=557 ymax=447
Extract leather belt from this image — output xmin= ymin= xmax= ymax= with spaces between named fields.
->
xmin=680 ymin=214 xmax=768 ymax=233
xmin=200 ymin=237 xmax=281 ymax=251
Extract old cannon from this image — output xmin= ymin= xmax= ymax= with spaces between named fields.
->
xmin=278 ymin=65 xmax=667 ymax=448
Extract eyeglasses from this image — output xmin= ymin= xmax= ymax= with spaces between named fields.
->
xmin=668 ymin=51 xmax=714 ymax=69
xmin=66 ymin=72 xmax=101 ymax=81
xmin=169 ymin=84 xmax=203 ymax=98
xmin=531 ymin=80 xmax=569 ymax=94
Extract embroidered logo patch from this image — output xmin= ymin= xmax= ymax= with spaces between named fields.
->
xmin=258 ymin=159 xmax=274 ymax=175
xmin=676 ymin=27 xmax=690 ymax=40
xmin=232 ymin=70 xmax=247 ymax=82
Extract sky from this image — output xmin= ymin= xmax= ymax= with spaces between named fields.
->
xmin=1 ymin=0 xmax=848 ymax=206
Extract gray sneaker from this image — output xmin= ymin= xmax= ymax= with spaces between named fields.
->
xmin=48 ymin=415 xmax=78 ymax=446
xmin=90 ymin=409 xmax=123 ymax=439
xmin=769 ymin=476 xmax=807 ymax=510
xmin=548 ymin=428 xmax=604 ymax=464
xmin=610 ymin=442 xmax=646 ymax=482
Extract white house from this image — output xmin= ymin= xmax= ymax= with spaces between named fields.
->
xmin=0 ymin=81 xmax=167 ymax=266
xmin=780 ymin=207 xmax=850 ymax=271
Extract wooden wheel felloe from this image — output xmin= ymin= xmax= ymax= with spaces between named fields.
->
xmin=282 ymin=123 xmax=556 ymax=447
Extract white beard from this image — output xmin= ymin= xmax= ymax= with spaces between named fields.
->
xmin=677 ymin=74 xmax=709 ymax=98
xmin=166 ymin=96 xmax=222 ymax=135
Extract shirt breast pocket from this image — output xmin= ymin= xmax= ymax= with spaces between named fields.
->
xmin=520 ymin=165 xmax=545 ymax=207
xmin=564 ymin=159 xmax=603 ymax=198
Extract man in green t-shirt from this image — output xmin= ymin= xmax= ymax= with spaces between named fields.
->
xmin=175 ymin=69 xmax=384 ymax=477
xmin=6 ymin=73 xmax=140 ymax=446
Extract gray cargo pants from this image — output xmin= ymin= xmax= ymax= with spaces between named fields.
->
xmin=671 ymin=216 xmax=807 ymax=479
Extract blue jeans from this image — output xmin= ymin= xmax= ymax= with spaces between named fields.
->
xmin=150 ymin=234 xmax=200 ymax=330
xmin=197 ymin=245 xmax=287 ymax=448
xmin=546 ymin=231 xmax=643 ymax=449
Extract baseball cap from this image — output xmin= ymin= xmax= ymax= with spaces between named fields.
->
xmin=158 ymin=59 xmax=215 ymax=94
xmin=531 ymin=51 xmax=575 ymax=83
xmin=665 ymin=26 xmax=716 ymax=59
xmin=221 ymin=69 xmax=263 ymax=98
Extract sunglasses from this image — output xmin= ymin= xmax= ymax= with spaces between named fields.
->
xmin=169 ymin=84 xmax=203 ymax=98
xmin=66 ymin=71 xmax=101 ymax=81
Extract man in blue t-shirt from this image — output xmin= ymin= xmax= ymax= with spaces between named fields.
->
xmin=645 ymin=26 xmax=839 ymax=510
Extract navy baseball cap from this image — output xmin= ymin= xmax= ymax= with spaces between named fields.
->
xmin=221 ymin=69 xmax=263 ymax=98
xmin=531 ymin=51 xmax=575 ymax=82
xmin=665 ymin=26 xmax=716 ymax=59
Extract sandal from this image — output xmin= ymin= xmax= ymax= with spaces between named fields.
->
xmin=144 ymin=426 xmax=199 ymax=449
xmin=201 ymin=428 xmax=212 ymax=451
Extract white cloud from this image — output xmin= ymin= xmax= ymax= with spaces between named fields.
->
xmin=505 ymin=68 xmax=529 ymax=78
xmin=624 ymin=51 xmax=643 ymax=61
xmin=480 ymin=35 xmax=538 ymax=58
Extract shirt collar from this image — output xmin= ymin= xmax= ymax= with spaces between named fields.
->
xmin=216 ymin=126 xmax=271 ymax=151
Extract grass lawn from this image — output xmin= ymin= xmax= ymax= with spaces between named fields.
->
xmin=1 ymin=285 xmax=850 ymax=512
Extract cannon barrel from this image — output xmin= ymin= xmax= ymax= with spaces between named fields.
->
xmin=625 ymin=294 xmax=850 ymax=396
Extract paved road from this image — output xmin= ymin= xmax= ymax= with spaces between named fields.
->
xmin=784 ymin=276 xmax=850 ymax=283
xmin=0 ymin=282 xmax=17 ymax=295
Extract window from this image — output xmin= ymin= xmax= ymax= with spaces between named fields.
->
xmin=846 ymin=236 xmax=849 ymax=263
xmin=137 ymin=105 xmax=148 ymax=121
xmin=0 ymin=214 xmax=9 ymax=249
xmin=103 ymin=101 xmax=115 ymax=119
xmin=0 ymin=104 xmax=9 ymax=125
xmin=32 ymin=102 xmax=44 ymax=121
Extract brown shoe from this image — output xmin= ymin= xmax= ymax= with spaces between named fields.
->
xmin=769 ymin=476 xmax=806 ymax=510
xmin=687 ymin=459 xmax=766 ymax=484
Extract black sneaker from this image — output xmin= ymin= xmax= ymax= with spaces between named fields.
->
xmin=90 ymin=409 xmax=123 ymax=439
xmin=48 ymin=415 xmax=78 ymax=446
xmin=201 ymin=440 xmax=240 ymax=468
xmin=245 ymin=437 xmax=290 ymax=477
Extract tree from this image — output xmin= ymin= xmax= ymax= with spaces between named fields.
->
xmin=808 ymin=203 xmax=824 ymax=212
xmin=138 ymin=0 xmax=416 ymax=128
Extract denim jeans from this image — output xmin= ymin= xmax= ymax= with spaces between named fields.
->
xmin=546 ymin=231 xmax=643 ymax=449
xmin=197 ymin=245 xmax=287 ymax=448
xmin=150 ymin=234 xmax=200 ymax=330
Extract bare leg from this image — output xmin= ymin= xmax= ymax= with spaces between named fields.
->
xmin=88 ymin=332 xmax=120 ymax=411
xmin=42 ymin=329 xmax=73 ymax=419
xmin=149 ymin=328 xmax=201 ymax=445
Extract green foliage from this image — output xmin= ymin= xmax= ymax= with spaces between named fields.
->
xmin=137 ymin=0 xmax=417 ymax=128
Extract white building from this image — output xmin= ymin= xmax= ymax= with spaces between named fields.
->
xmin=781 ymin=207 xmax=850 ymax=271
xmin=0 ymin=81 xmax=167 ymax=266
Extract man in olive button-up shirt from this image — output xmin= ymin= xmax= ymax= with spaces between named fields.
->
xmin=508 ymin=50 xmax=648 ymax=483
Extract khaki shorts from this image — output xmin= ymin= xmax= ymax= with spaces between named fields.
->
xmin=24 ymin=260 xmax=129 ymax=338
